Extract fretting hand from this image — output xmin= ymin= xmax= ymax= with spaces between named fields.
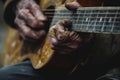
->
xmin=49 ymin=2 xmax=93 ymax=54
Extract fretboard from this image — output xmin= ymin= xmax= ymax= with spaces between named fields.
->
xmin=46 ymin=7 xmax=120 ymax=34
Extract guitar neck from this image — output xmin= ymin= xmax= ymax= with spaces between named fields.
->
xmin=48 ymin=7 xmax=120 ymax=34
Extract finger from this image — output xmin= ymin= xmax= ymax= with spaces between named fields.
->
xmin=25 ymin=30 xmax=46 ymax=41
xmin=29 ymin=0 xmax=47 ymax=21
xmin=49 ymin=26 xmax=60 ymax=49
xmin=19 ymin=32 xmax=26 ymax=40
xmin=56 ymin=22 xmax=65 ymax=32
xmin=69 ymin=31 xmax=81 ymax=42
xmin=55 ymin=20 xmax=72 ymax=40
xmin=18 ymin=9 xmax=44 ymax=28
xmin=55 ymin=49 xmax=71 ymax=54
xmin=65 ymin=1 xmax=81 ymax=10
xmin=54 ymin=47 xmax=74 ymax=54
xmin=56 ymin=19 xmax=72 ymax=29
xmin=55 ymin=24 xmax=65 ymax=41
xmin=34 ymin=30 xmax=46 ymax=39
xmin=16 ymin=0 xmax=29 ymax=10
xmin=50 ymin=40 xmax=80 ymax=54
xmin=49 ymin=37 xmax=58 ymax=49
xmin=66 ymin=42 xmax=80 ymax=49
xmin=14 ymin=17 xmax=40 ymax=39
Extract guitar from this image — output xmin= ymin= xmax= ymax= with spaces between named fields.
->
xmin=1 ymin=0 xmax=120 ymax=69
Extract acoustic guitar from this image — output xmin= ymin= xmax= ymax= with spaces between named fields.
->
xmin=1 ymin=0 xmax=120 ymax=69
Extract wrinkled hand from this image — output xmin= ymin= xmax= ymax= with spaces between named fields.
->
xmin=49 ymin=2 xmax=93 ymax=54
xmin=15 ymin=0 xmax=47 ymax=41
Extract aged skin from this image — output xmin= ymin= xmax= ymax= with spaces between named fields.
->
xmin=14 ymin=0 xmax=47 ymax=40
xmin=48 ymin=2 xmax=93 ymax=54
xmin=15 ymin=0 xmax=93 ymax=54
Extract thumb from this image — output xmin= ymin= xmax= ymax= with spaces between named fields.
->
xmin=65 ymin=1 xmax=81 ymax=10
xmin=56 ymin=19 xmax=72 ymax=31
xmin=55 ymin=20 xmax=72 ymax=41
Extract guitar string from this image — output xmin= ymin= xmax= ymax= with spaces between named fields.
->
xmin=111 ymin=9 xmax=119 ymax=32
xmin=46 ymin=15 xmax=120 ymax=18
xmin=42 ymin=7 xmax=120 ymax=11
xmin=43 ymin=8 xmax=120 ymax=14
xmin=47 ymin=15 xmax=120 ymax=26
xmin=49 ymin=20 xmax=120 ymax=32
xmin=46 ymin=18 xmax=120 ymax=23
xmin=44 ymin=12 xmax=120 ymax=15
xmin=43 ymin=8 xmax=120 ymax=33
xmin=44 ymin=13 xmax=120 ymax=18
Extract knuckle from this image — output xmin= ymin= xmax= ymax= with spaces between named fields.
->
xmin=39 ymin=30 xmax=46 ymax=36
xmin=38 ymin=22 xmax=45 ymax=27
xmin=57 ymin=34 xmax=64 ymax=40
xmin=52 ymin=41 xmax=58 ymax=46
xmin=18 ymin=10 xmax=24 ymax=16
xmin=49 ymin=37 xmax=58 ymax=47
xmin=18 ymin=9 xmax=29 ymax=18
xmin=49 ymin=26 xmax=56 ymax=32
xmin=30 ymin=21 xmax=38 ymax=27
xmin=23 ymin=32 xmax=28 ymax=37
xmin=14 ymin=18 xmax=18 ymax=24
xmin=50 ymin=45 xmax=55 ymax=50
xmin=23 ymin=29 xmax=30 ymax=36
xmin=34 ymin=5 xmax=40 ymax=9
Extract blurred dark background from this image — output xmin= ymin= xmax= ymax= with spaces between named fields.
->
xmin=0 ymin=1 xmax=8 ymax=54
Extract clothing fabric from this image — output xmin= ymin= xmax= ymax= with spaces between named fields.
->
xmin=0 ymin=60 xmax=69 ymax=80
xmin=0 ymin=60 xmax=44 ymax=80
xmin=0 ymin=60 xmax=120 ymax=80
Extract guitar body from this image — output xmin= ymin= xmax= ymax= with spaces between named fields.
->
xmin=2 ymin=0 xmax=102 ymax=69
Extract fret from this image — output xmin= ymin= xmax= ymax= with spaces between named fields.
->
xmin=116 ymin=11 xmax=120 ymax=22
xmin=93 ymin=9 xmax=99 ymax=32
xmin=104 ymin=11 xmax=116 ymax=32
xmin=51 ymin=21 xmax=119 ymax=27
xmin=106 ymin=9 xmax=118 ymax=32
xmin=75 ymin=10 xmax=81 ymax=31
xmin=75 ymin=10 xmax=87 ymax=31
xmin=62 ymin=9 xmax=71 ymax=19
xmin=101 ymin=10 xmax=108 ymax=32
xmin=83 ymin=10 xmax=90 ymax=31
xmin=72 ymin=11 xmax=78 ymax=31
xmin=79 ymin=10 xmax=86 ymax=30
xmin=50 ymin=7 xmax=120 ymax=34
xmin=114 ymin=10 xmax=120 ymax=31
xmin=82 ymin=10 xmax=94 ymax=31
xmin=84 ymin=10 xmax=92 ymax=31
xmin=73 ymin=25 xmax=118 ymax=33
xmin=87 ymin=10 xmax=98 ymax=32
xmin=112 ymin=10 xmax=120 ymax=33
xmin=51 ymin=20 xmax=119 ymax=29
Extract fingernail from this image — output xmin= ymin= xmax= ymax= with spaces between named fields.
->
xmin=38 ymin=15 xmax=47 ymax=21
xmin=32 ymin=32 xmax=39 ymax=39
xmin=51 ymin=38 xmax=58 ymax=46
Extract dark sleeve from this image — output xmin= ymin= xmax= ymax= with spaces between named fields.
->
xmin=2 ymin=0 xmax=6 ymax=3
xmin=3 ymin=0 xmax=40 ymax=29
xmin=3 ymin=0 xmax=20 ymax=28
xmin=103 ymin=0 xmax=120 ymax=6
